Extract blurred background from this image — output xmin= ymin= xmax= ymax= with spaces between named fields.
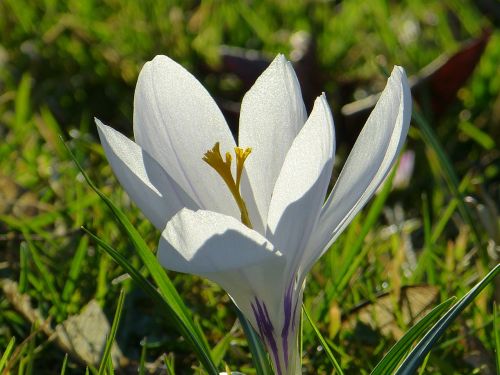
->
xmin=0 ymin=0 xmax=499 ymax=374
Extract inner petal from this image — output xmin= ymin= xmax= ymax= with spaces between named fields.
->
xmin=133 ymin=55 xmax=239 ymax=219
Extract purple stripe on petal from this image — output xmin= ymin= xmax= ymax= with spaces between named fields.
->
xmin=281 ymin=281 xmax=294 ymax=367
xmin=251 ymin=297 xmax=282 ymax=375
xmin=251 ymin=302 xmax=266 ymax=341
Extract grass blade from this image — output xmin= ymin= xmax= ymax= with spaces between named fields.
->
xmin=413 ymin=109 xmax=483 ymax=254
xmin=19 ymin=242 xmax=29 ymax=293
xmin=495 ymin=303 xmax=500 ymax=375
xmin=333 ymin=160 xmax=397 ymax=296
xmin=303 ymin=304 xmax=344 ymax=375
xmin=235 ymin=308 xmax=273 ymax=375
xmin=395 ymin=264 xmax=500 ymax=375
xmin=64 ymin=140 xmax=218 ymax=374
xmin=61 ymin=236 xmax=89 ymax=305
xmin=83 ymin=228 xmax=218 ymax=374
xmin=211 ymin=330 xmax=233 ymax=367
xmin=14 ymin=74 xmax=32 ymax=131
xmin=164 ymin=353 xmax=176 ymax=375
xmin=370 ymin=297 xmax=456 ymax=375
xmin=0 ymin=336 xmax=16 ymax=372
xmin=98 ymin=289 xmax=125 ymax=375
xmin=23 ymin=237 xmax=64 ymax=319
xmin=60 ymin=353 xmax=68 ymax=375
xmin=139 ymin=338 xmax=147 ymax=375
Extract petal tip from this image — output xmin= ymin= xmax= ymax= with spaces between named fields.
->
xmin=391 ymin=65 xmax=412 ymax=120
xmin=137 ymin=55 xmax=172 ymax=82
xmin=270 ymin=53 xmax=292 ymax=73
xmin=392 ymin=65 xmax=406 ymax=76
xmin=275 ymin=53 xmax=287 ymax=63
xmin=150 ymin=54 xmax=174 ymax=67
xmin=94 ymin=117 xmax=105 ymax=129
xmin=313 ymin=93 xmax=333 ymax=121
xmin=390 ymin=66 xmax=410 ymax=91
xmin=319 ymin=92 xmax=328 ymax=104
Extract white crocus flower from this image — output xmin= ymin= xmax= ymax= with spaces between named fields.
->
xmin=96 ymin=54 xmax=411 ymax=375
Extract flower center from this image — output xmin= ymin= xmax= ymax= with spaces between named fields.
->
xmin=203 ymin=142 xmax=253 ymax=228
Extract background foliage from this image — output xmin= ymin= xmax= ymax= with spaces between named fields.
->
xmin=0 ymin=0 xmax=498 ymax=374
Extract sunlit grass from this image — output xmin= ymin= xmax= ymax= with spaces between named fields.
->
xmin=0 ymin=1 xmax=498 ymax=374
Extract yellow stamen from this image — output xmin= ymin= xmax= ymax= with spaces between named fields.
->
xmin=234 ymin=146 xmax=252 ymax=188
xmin=203 ymin=142 xmax=253 ymax=228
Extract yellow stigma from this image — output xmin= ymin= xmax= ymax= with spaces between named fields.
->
xmin=203 ymin=142 xmax=253 ymax=228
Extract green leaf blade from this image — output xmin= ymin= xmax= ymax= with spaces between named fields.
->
xmin=395 ymin=264 xmax=500 ymax=375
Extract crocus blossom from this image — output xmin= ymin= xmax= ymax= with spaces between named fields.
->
xmin=96 ymin=54 xmax=411 ymax=374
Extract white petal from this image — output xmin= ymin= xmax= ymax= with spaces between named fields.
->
xmin=266 ymin=94 xmax=335 ymax=273
xmin=158 ymin=208 xmax=295 ymax=374
xmin=158 ymin=208 xmax=282 ymax=275
xmin=157 ymin=207 xmax=286 ymax=322
xmin=238 ymin=54 xmax=307 ymax=231
xmin=309 ymin=66 xmax=411 ymax=263
xmin=96 ymin=120 xmax=198 ymax=229
xmin=133 ymin=55 xmax=239 ymax=219
xmin=158 ymin=207 xmax=289 ymax=334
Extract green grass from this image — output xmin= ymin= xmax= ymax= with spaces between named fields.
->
xmin=0 ymin=0 xmax=499 ymax=374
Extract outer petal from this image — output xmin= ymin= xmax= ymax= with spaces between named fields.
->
xmin=96 ymin=119 xmax=198 ymax=230
xmin=266 ymin=94 xmax=335 ymax=275
xmin=308 ymin=66 xmax=411 ymax=265
xmin=133 ymin=55 xmax=239 ymax=219
xmin=239 ymin=54 xmax=307 ymax=231
xmin=158 ymin=208 xmax=282 ymax=275
xmin=157 ymin=208 xmax=290 ymax=374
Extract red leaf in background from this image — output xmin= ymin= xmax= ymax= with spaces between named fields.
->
xmin=412 ymin=29 xmax=492 ymax=116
